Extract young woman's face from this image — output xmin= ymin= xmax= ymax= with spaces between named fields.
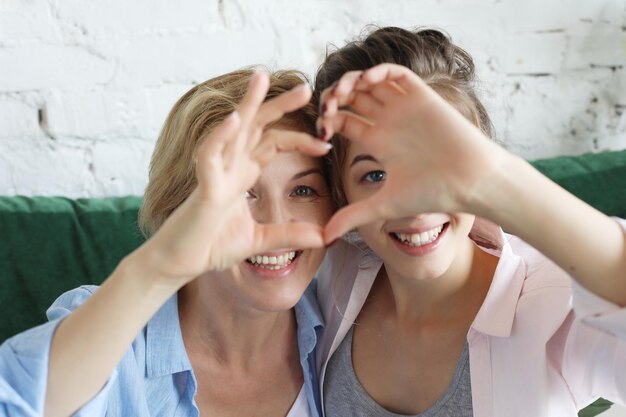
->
xmin=217 ymin=141 xmax=332 ymax=312
xmin=342 ymin=140 xmax=475 ymax=281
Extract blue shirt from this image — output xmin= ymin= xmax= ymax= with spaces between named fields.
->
xmin=0 ymin=281 xmax=324 ymax=416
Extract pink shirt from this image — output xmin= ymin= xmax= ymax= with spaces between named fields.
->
xmin=316 ymin=218 xmax=626 ymax=416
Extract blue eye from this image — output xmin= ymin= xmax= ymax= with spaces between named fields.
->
xmin=293 ymin=185 xmax=316 ymax=197
xmin=362 ymin=170 xmax=386 ymax=183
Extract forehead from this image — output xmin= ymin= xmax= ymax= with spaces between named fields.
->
xmin=343 ymin=140 xmax=370 ymax=166
xmin=258 ymin=148 xmax=323 ymax=183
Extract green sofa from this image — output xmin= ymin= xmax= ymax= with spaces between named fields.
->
xmin=1 ymin=149 xmax=625 ymax=416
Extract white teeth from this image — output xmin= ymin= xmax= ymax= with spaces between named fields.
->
xmin=247 ymin=251 xmax=298 ymax=269
xmin=393 ymin=224 xmax=444 ymax=247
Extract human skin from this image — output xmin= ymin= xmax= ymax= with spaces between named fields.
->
xmin=45 ymin=72 xmax=332 ymax=417
xmin=317 ymin=63 xmax=626 ymax=308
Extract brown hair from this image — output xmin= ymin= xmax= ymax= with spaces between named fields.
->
xmin=313 ymin=26 xmax=494 ymax=208
xmin=139 ymin=68 xmax=317 ymax=237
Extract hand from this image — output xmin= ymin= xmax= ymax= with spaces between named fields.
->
xmin=139 ymin=72 xmax=331 ymax=284
xmin=317 ymin=63 xmax=509 ymax=242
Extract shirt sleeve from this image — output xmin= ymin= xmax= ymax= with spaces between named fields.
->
xmin=562 ymin=218 xmax=626 ymax=407
xmin=0 ymin=286 xmax=118 ymax=417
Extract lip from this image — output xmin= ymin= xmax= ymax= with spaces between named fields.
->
xmin=389 ymin=222 xmax=449 ymax=256
xmin=243 ymin=251 xmax=303 ymax=279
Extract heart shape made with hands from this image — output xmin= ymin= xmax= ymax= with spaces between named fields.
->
xmin=313 ymin=63 xmax=504 ymax=244
xmin=151 ymin=65 xmax=501 ymax=281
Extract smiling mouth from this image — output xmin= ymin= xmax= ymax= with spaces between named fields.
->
xmin=245 ymin=251 xmax=303 ymax=271
xmin=389 ymin=222 xmax=449 ymax=247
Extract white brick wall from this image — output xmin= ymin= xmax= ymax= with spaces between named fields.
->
xmin=1 ymin=0 xmax=625 ymax=198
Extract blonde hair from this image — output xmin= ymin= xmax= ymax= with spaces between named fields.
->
xmin=139 ymin=68 xmax=316 ymax=237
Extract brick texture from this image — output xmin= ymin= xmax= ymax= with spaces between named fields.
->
xmin=1 ymin=0 xmax=625 ymax=197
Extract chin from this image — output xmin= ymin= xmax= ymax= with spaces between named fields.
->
xmin=249 ymin=285 xmax=310 ymax=312
xmin=239 ymin=249 xmax=323 ymax=312
xmin=398 ymin=260 xmax=452 ymax=281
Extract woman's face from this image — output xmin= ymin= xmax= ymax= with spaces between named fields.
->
xmin=216 ymin=139 xmax=332 ymax=312
xmin=342 ymin=140 xmax=475 ymax=281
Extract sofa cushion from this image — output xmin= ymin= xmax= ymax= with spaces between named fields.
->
xmin=0 ymin=196 xmax=143 ymax=342
xmin=531 ymin=149 xmax=626 ymax=218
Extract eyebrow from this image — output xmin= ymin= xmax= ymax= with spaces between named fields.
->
xmin=291 ymin=168 xmax=324 ymax=181
xmin=350 ymin=154 xmax=378 ymax=167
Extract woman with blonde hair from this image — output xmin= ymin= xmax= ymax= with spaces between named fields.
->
xmin=0 ymin=69 xmax=333 ymax=416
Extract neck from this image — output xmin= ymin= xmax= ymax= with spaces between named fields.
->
xmin=177 ymin=275 xmax=297 ymax=368
xmin=381 ymin=238 xmax=494 ymax=323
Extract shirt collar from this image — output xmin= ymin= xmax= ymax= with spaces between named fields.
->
xmin=469 ymin=220 xmax=526 ymax=338
xmin=145 ymin=286 xmax=324 ymax=378
xmin=343 ymin=217 xmax=526 ymax=338
xmin=294 ymin=280 xmax=325 ymax=363
xmin=145 ymin=294 xmax=193 ymax=378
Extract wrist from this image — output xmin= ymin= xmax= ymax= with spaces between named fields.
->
xmin=117 ymin=248 xmax=186 ymax=299
xmin=462 ymin=145 xmax=525 ymax=220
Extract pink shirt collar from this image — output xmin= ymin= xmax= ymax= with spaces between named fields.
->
xmin=343 ymin=217 xmax=527 ymax=338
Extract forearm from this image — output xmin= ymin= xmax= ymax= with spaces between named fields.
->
xmin=45 ymin=250 xmax=181 ymax=417
xmin=471 ymin=153 xmax=626 ymax=306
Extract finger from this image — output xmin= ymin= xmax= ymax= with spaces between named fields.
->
xmin=324 ymin=196 xmax=388 ymax=243
xmin=321 ymin=81 xmax=385 ymax=119
xmin=318 ymin=71 xmax=363 ymax=116
xmin=252 ymin=222 xmax=325 ymax=253
xmin=196 ymin=111 xmax=241 ymax=186
xmin=361 ymin=63 xmax=421 ymax=93
xmin=333 ymin=70 xmax=365 ymax=98
xmin=318 ymin=109 xmax=373 ymax=141
xmin=255 ymin=83 xmax=312 ymax=128
xmin=228 ymin=72 xmax=271 ymax=161
xmin=369 ymin=81 xmax=408 ymax=104
xmin=252 ymin=130 xmax=332 ymax=167
xmin=323 ymin=92 xmax=356 ymax=117
xmin=319 ymin=94 xmax=339 ymax=121
xmin=349 ymin=91 xmax=384 ymax=118
xmin=238 ymin=71 xmax=271 ymax=123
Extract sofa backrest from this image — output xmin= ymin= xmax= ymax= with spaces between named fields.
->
xmin=1 ymin=150 xmax=625 ymax=343
xmin=0 ymin=196 xmax=144 ymax=342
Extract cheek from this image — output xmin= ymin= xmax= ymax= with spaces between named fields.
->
xmin=357 ymin=222 xmax=386 ymax=247
xmin=292 ymin=201 xmax=333 ymax=226
xmin=453 ymin=214 xmax=475 ymax=236
xmin=342 ymin=177 xmax=361 ymax=204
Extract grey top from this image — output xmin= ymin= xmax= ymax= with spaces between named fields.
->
xmin=324 ymin=326 xmax=473 ymax=417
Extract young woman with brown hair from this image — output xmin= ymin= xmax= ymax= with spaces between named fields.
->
xmin=314 ymin=26 xmax=626 ymax=417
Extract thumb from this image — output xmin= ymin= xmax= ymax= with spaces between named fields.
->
xmin=252 ymin=222 xmax=325 ymax=253
xmin=324 ymin=196 xmax=387 ymax=243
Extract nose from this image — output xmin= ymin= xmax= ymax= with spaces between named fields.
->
xmin=253 ymin=196 xmax=293 ymax=225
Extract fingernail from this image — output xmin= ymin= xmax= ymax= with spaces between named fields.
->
xmin=321 ymin=142 xmax=333 ymax=150
xmin=325 ymin=238 xmax=339 ymax=248
xmin=319 ymin=127 xmax=327 ymax=141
